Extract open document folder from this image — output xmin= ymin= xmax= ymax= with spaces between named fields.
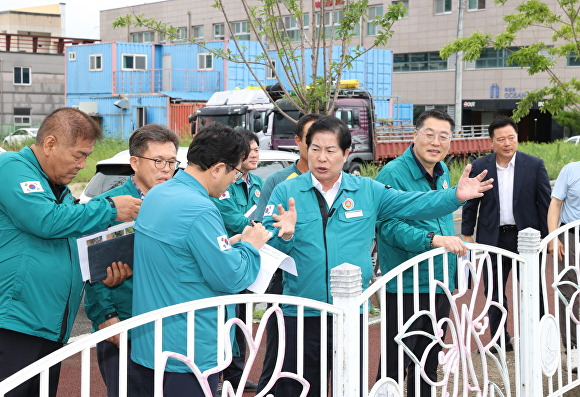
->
xmin=77 ymin=221 xmax=135 ymax=283
xmin=247 ymin=244 xmax=297 ymax=294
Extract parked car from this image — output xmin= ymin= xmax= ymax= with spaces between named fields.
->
xmin=3 ymin=128 xmax=38 ymax=146
xmin=78 ymin=148 xmax=299 ymax=203
xmin=565 ymin=135 xmax=580 ymax=145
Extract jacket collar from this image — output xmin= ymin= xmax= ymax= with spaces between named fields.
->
xmin=21 ymin=146 xmax=49 ymax=181
xmin=174 ymin=169 xmax=210 ymax=198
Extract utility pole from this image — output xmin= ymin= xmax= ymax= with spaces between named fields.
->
xmin=454 ymin=0 xmax=465 ymax=131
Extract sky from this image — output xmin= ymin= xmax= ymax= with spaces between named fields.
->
xmin=1 ymin=0 xmax=163 ymax=39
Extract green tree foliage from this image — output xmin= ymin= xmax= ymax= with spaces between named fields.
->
xmin=440 ymin=0 xmax=580 ymax=121
xmin=113 ymin=0 xmax=406 ymax=122
xmin=554 ymin=109 xmax=580 ymax=133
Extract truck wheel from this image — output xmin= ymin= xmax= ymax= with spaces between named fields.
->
xmin=349 ymin=162 xmax=362 ymax=176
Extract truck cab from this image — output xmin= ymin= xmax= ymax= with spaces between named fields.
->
xmin=189 ymin=89 xmax=274 ymax=149
xmin=270 ymin=82 xmax=377 ymax=174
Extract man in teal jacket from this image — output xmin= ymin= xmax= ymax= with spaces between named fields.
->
xmin=261 ymin=116 xmax=492 ymax=397
xmin=0 ymin=107 xmax=141 ymax=397
xmin=211 ymin=129 xmax=263 ymax=392
xmin=131 ymin=123 xmax=271 ymax=397
xmin=84 ymin=124 xmax=179 ymax=397
xmin=375 ymin=109 xmax=468 ymax=396
xmin=254 ymin=113 xmax=322 ymax=395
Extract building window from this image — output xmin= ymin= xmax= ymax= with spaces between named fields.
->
xmin=468 ymin=0 xmax=485 ymax=10
xmin=89 ymin=54 xmax=102 ymax=71
xmin=281 ymin=14 xmax=309 ymax=41
xmin=367 ymin=5 xmax=383 ymax=36
xmin=214 ymin=23 xmax=225 ymax=40
xmin=316 ymin=10 xmax=360 ymax=38
xmin=475 ymin=47 xmax=520 ymax=69
xmin=267 ymin=59 xmax=277 ymax=79
xmin=122 ymin=54 xmax=147 ymax=70
xmin=394 ymin=52 xmax=448 ymax=72
xmin=69 ymin=51 xmax=76 ymax=61
xmin=435 ymin=0 xmax=452 ymax=14
xmin=392 ymin=1 xmax=409 ymax=18
xmin=14 ymin=108 xmax=31 ymax=125
xmin=567 ymin=52 xmax=580 ymax=66
xmin=198 ymin=53 xmax=213 ymax=70
xmin=231 ymin=21 xmax=250 ymax=40
xmin=13 ymin=67 xmax=31 ymax=85
xmin=192 ymin=25 xmax=204 ymax=42
xmin=173 ymin=27 xmax=188 ymax=43
xmin=130 ymin=31 xmax=154 ymax=43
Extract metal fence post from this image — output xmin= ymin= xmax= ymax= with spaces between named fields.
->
xmin=330 ymin=263 xmax=362 ymax=397
xmin=518 ymin=227 xmax=543 ymax=396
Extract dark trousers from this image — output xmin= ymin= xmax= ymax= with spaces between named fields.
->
xmin=96 ymin=340 xmax=141 ymax=397
xmin=377 ymin=293 xmax=450 ymax=397
xmin=134 ymin=362 xmax=219 ymax=397
xmin=483 ymin=228 xmax=545 ymax=342
xmin=274 ymin=315 xmax=364 ymax=397
xmin=0 ymin=328 xmax=63 ymax=397
xmin=274 ymin=316 xmax=333 ymax=397
xmin=222 ymin=301 xmax=248 ymax=386
xmin=256 ymin=269 xmax=283 ymax=395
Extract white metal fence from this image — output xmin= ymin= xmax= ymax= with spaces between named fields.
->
xmin=1 ymin=222 xmax=579 ymax=396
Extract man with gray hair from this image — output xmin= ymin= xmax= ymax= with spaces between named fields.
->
xmin=0 ymin=107 xmax=141 ymax=397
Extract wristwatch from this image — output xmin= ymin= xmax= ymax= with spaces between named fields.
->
xmin=427 ymin=232 xmax=435 ymax=249
xmin=105 ymin=197 xmax=116 ymax=209
xmin=104 ymin=311 xmax=119 ymax=320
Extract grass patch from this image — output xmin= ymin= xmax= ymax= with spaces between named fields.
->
xmin=73 ymin=138 xmax=129 ymax=183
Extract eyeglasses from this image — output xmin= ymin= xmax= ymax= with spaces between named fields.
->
xmin=417 ymin=129 xmax=452 ymax=144
xmin=135 ymin=155 xmax=181 ymax=170
xmin=232 ymin=166 xmax=244 ymax=181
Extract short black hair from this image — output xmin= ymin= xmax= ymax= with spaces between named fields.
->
xmin=235 ymin=128 xmax=260 ymax=148
xmin=187 ymin=122 xmax=249 ymax=171
xmin=416 ymin=109 xmax=455 ymax=134
xmin=296 ymin=113 xmax=324 ymax=139
xmin=129 ymin=123 xmax=179 ymax=156
xmin=488 ymin=115 xmax=518 ymax=138
xmin=305 ymin=116 xmax=351 ymax=153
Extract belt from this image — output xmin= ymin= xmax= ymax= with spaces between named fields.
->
xmin=499 ymin=225 xmax=518 ymax=232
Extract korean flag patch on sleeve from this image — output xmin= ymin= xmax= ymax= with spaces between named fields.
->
xmin=20 ymin=181 xmax=44 ymax=193
xmin=217 ymin=235 xmax=232 ymax=251
xmin=263 ymin=204 xmax=275 ymax=217
xmin=219 ymin=191 xmax=230 ymax=200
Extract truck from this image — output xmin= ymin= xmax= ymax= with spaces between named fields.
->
xmin=269 ymin=82 xmax=492 ymax=173
xmin=188 ymin=88 xmax=275 ymax=149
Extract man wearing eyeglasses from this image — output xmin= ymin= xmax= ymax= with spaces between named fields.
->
xmin=211 ymin=129 xmax=263 ymax=393
xmin=462 ymin=115 xmax=551 ymax=353
xmin=84 ymin=123 xmax=180 ymax=397
xmin=130 ymin=122 xmax=271 ymax=396
xmin=374 ymin=109 xmax=468 ymax=395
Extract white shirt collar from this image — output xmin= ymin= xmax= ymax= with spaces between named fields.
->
xmin=311 ymin=172 xmax=342 ymax=208
xmin=496 ymin=152 xmax=516 ymax=170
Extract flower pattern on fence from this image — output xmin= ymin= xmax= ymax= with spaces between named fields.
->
xmin=159 ymin=305 xmax=310 ymax=397
xmin=393 ymin=252 xmax=512 ymax=397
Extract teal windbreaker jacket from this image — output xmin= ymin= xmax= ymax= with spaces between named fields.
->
xmin=0 ymin=147 xmax=116 ymax=343
xmin=262 ymin=171 xmax=463 ymax=316
xmin=376 ymin=146 xmax=457 ymax=293
xmin=84 ymin=177 xmax=139 ymax=332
